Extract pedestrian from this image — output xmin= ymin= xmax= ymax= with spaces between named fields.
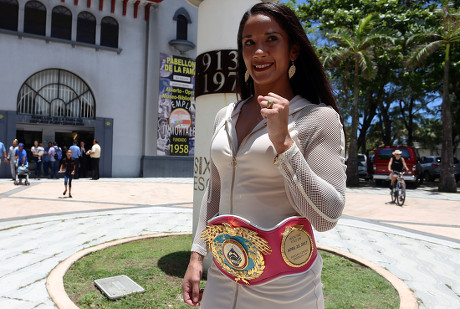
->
xmin=15 ymin=143 xmax=28 ymax=167
xmin=182 ymin=3 xmax=346 ymax=308
xmin=0 ymin=140 xmax=7 ymax=168
xmin=87 ymin=139 xmax=101 ymax=180
xmin=43 ymin=142 xmax=52 ymax=178
xmin=69 ymin=140 xmax=81 ymax=179
xmin=7 ymin=139 xmax=18 ymax=180
xmin=79 ymin=141 xmax=87 ymax=178
xmin=59 ymin=149 xmax=76 ymax=198
xmin=15 ymin=143 xmax=29 ymax=185
xmin=48 ymin=142 xmax=61 ymax=179
xmin=31 ymin=140 xmax=44 ymax=180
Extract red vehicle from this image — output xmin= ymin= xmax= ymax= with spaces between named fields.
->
xmin=372 ymin=146 xmax=421 ymax=186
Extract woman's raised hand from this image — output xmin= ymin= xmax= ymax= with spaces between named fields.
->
xmin=258 ymin=92 xmax=294 ymax=154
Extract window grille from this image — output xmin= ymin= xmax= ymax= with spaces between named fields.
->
xmin=0 ymin=0 xmax=18 ymax=31
xmin=17 ymin=69 xmax=95 ymax=119
xmin=77 ymin=11 xmax=96 ymax=44
xmin=24 ymin=0 xmax=46 ymax=35
xmin=101 ymin=16 xmax=118 ymax=48
xmin=176 ymin=14 xmax=187 ymax=40
xmin=51 ymin=6 xmax=72 ymax=40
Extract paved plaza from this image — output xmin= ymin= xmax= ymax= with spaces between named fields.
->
xmin=0 ymin=178 xmax=459 ymax=308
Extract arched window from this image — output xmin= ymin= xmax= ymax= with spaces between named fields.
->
xmin=176 ymin=14 xmax=187 ymax=40
xmin=100 ymin=16 xmax=118 ymax=48
xmin=17 ymin=69 xmax=95 ymax=119
xmin=24 ymin=0 xmax=46 ymax=36
xmin=51 ymin=6 xmax=72 ymax=40
xmin=0 ymin=0 xmax=19 ymax=31
xmin=77 ymin=11 xmax=96 ymax=44
xmin=173 ymin=8 xmax=191 ymax=41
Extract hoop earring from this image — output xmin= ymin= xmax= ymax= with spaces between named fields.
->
xmin=288 ymin=62 xmax=296 ymax=79
xmin=245 ymin=70 xmax=250 ymax=82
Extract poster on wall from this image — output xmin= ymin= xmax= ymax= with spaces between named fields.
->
xmin=157 ymin=53 xmax=196 ymax=156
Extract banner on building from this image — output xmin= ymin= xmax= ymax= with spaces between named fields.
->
xmin=157 ymin=53 xmax=196 ymax=156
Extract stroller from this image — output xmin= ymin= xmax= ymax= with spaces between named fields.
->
xmin=15 ymin=163 xmax=30 ymax=185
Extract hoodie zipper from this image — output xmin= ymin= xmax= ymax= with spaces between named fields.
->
xmin=225 ymin=116 xmax=267 ymax=214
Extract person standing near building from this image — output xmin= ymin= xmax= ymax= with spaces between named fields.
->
xmin=87 ymin=139 xmax=101 ymax=180
xmin=0 ymin=141 xmax=7 ymax=167
xmin=79 ymin=141 xmax=87 ymax=178
xmin=31 ymin=140 xmax=44 ymax=180
xmin=59 ymin=149 xmax=76 ymax=198
xmin=7 ymin=139 xmax=18 ymax=180
xmin=48 ymin=142 xmax=60 ymax=179
xmin=43 ymin=142 xmax=52 ymax=178
xmin=69 ymin=140 xmax=81 ymax=179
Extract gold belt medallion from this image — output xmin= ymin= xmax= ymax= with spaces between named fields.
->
xmin=280 ymin=224 xmax=313 ymax=267
xmin=202 ymin=222 xmax=272 ymax=284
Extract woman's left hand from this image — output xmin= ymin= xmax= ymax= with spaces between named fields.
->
xmin=258 ymin=92 xmax=294 ymax=154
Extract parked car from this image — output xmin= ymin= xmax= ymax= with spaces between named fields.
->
xmin=372 ymin=146 xmax=421 ymax=186
xmin=345 ymin=153 xmax=369 ymax=180
xmin=420 ymin=156 xmax=460 ymax=182
xmin=420 ymin=156 xmax=441 ymax=182
xmin=357 ymin=154 xmax=369 ymax=180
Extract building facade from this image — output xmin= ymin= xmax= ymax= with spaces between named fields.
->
xmin=0 ymin=0 xmax=198 ymax=177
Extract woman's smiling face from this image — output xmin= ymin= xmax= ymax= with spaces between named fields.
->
xmin=242 ymin=13 xmax=296 ymax=91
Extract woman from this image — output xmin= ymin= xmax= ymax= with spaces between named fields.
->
xmin=59 ymin=149 xmax=76 ymax=198
xmin=31 ymin=140 xmax=44 ymax=180
xmin=388 ymin=149 xmax=409 ymax=189
xmin=182 ymin=3 xmax=346 ymax=308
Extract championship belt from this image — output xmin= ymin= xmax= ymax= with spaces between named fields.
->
xmin=201 ymin=215 xmax=317 ymax=285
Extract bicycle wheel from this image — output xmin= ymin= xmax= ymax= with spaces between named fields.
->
xmin=390 ymin=185 xmax=396 ymax=203
xmin=396 ymin=182 xmax=406 ymax=206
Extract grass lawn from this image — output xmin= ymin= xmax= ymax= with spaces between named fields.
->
xmin=64 ymin=234 xmax=399 ymax=308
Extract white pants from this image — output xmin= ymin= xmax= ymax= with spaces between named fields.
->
xmin=200 ymin=253 xmax=324 ymax=309
xmin=10 ymin=161 xmax=17 ymax=179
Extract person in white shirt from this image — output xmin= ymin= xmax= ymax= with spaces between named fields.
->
xmin=7 ymin=139 xmax=18 ymax=180
xmin=87 ymin=139 xmax=101 ymax=180
xmin=31 ymin=140 xmax=45 ymax=180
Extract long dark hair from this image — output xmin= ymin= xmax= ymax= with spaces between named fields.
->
xmin=236 ymin=2 xmax=340 ymax=116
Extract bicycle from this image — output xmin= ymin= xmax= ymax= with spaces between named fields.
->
xmin=390 ymin=171 xmax=406 ymax=206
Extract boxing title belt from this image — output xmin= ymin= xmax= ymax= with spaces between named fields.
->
xmin=201 ymin=215 xmax=317 ymax=285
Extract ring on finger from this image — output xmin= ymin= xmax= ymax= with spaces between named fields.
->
xmin=266 ymin=100 xmax=274 ymax=109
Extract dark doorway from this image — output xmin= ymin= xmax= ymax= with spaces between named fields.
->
xmin=15 ymin=130 xmax=42 ymax=172
xmin=55 ymin=131 xmax=94 ymax=178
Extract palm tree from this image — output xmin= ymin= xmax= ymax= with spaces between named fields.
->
xmin=407 ymin=5 xmax=460 ymax=192
xmin=324 ymin=13 xmax=394 ymax=186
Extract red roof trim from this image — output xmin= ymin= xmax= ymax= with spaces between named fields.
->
xmin=122 ymin=0 xmax=128 ymax=16
xmin=145 ymin=3 xmax=151 ymax=20
xmin=134 ymin=1 xmax=140 ymax=18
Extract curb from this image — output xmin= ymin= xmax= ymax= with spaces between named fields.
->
xmin=46 ymin=232 xmax=191 ymax=309
xmin=318 ymin=244 xmax=418 ymax=309
xmin=47 ymin=234 xmax=418 ymax=309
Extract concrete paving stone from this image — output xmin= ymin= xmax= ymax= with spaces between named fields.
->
xmin=1 ymin=179 xmax=459 ymax=308
xmin=0 ymin=298 xmax=39 ymax=309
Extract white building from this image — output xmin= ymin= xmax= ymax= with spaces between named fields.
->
xmin=0 ymin=0 xmax=198 ymax=177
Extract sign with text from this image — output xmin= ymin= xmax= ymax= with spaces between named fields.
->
xmin=195 ymin=49 xmax=238 ymax=97
xmin=157 ymin=53 xmax=196 ymax=156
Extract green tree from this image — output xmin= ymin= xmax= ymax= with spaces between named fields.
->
xmin=324 ymin=13 xmax=394 ymax=186
xmin=407 ymin=5 xmax=460 ymax=192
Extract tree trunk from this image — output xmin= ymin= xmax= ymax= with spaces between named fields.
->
xmin=346 ymin=55 xmax=360 ymax=186
xmin=438 ymin=43 xmax=457 ymax=192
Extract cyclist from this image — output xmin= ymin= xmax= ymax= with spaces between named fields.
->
xmin=388 ymin=149 xmax=409 ymax=189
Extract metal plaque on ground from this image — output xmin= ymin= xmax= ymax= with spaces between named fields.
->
xmin=94 ymin=275 xmax=145 ymax=300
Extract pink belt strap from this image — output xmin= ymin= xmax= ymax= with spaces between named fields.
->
xmin=202 ymin=215 xmax=317 ymax=285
